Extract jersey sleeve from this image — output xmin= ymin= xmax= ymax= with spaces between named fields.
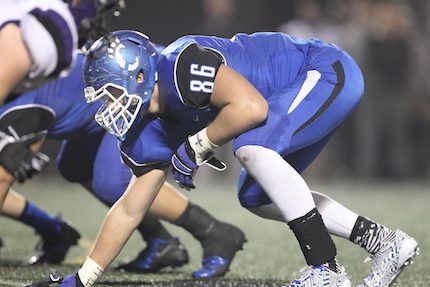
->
xmin=120 ymin=148 xmax=170 ymax=177
xmin=118 ymin=117 xmax=176 ymax=177
xmin=176 ymin=44 xmax=223 ymax=108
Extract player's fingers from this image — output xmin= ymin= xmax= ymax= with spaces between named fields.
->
xmin=184 ymin=176 xmax=195 ymax=189
xmin=173 ymin=170 xmax=181 ymax=182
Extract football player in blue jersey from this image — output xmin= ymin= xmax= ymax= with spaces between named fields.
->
xmin=0 ymin=0 xmax=124 ymax=208
xmin=45 ymin=30 xmax=421 ymax=287
xmin=0 ymin=52 xmax=246 ymax=276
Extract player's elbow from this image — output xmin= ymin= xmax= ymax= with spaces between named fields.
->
xmin=243 ymin=97 xmax=268 ymax=125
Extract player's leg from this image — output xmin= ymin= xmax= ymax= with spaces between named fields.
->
xmin=118 ymin=183 xmax=246 ymax=278
xmin=0 ymin=97 xmax=79 ymax=264
xmin=0 ymin=90 xmax=56 ymax=208
xmin=284 ymin=52 xmax=418 ymax=287
xmin=1 ymin=189 xmax=80 ymax=264
xmin=238 ymin=122 xmax=418 ymax=287
xmin=312 ymin=192 xmax=419 ymax=287
xmin=0 ymin=165 xmax=14 ymax=208
xmin=236 ymin=145 xmax=347 ymax=287
xmin=246 ymin=189 xmax=419 ymax=287
xmin=154 ymin=182 xmax=247 ymax=278
xmin=234 ymin=53 xmax=365 ymax=287
xmin=92 ymin=134 xmax=246 ymax=278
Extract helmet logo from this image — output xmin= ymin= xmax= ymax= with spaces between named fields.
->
xmin=107 ymin=41 xmax=140 ymax=71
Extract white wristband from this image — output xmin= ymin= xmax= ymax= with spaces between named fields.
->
xmin=188 ymin=128 xmax=218 ymax=165
xmin=78 ymin=257 xmax=104 ymax=287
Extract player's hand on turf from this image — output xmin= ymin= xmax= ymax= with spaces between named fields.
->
xmin=0 ymin=132 xmax=50 ymax=183
xmin=26 ymin=273 xmax=84 ymax=287
xmin=171 ymin=139 xmax=210 ymax=190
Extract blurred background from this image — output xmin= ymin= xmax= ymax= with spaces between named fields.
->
xmin=41 ymin=0 xmax=430 ymax=182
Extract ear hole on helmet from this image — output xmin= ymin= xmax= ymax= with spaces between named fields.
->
xmin=136 ymin=69 xmax=144 ymax=83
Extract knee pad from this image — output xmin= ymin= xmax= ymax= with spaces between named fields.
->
xmin=0 ymin=104 xmax=54 ymax=136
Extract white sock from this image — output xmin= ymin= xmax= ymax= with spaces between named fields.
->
xmin=236 ymin=145 xmax=315 ymax=221
xmin=311 ymin=191 xmax=358 ymax=238
xmin=247 ymin=191 xmax=359 ymax=239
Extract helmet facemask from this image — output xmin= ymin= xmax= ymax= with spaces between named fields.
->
xmin=85 ymin=82 xmax=143 ymax=139
xmin=83 ymin=30 xmax=158 ymax=140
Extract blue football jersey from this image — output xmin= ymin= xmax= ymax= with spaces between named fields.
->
xmin=0 ymin=53 xmax=102 ymax=140
xmin=120 ymin=32 xmax=353 ymax=176
xmin=34 ymin=53 xmax=102 ymax=139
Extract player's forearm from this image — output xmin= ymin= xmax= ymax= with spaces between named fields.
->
xmin=80 ymin=170 xmax=167 ymax=285
xmin=207 ymin=100 xmax=267 ymax=146
xmin=87 ymin=201 xmax=140 ymax=269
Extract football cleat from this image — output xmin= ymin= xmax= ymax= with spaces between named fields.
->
xmin=117 ymin=237 xmax=189 ymax=272
xmin=285 ymin=263 xmax=351 ymax=287
xmin=357 ymin=230 xmax=419 ymax=287
xmin=192 ymin=222 xmax=247 ymax=278
xmin=192 ymin=256 xmax=231 ymax=278
xmin=29 ymin=219 xmax=81 ymax=265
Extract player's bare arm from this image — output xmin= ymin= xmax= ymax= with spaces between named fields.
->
xmin=83 ymin=168 xmax=167 ymax=282
xmin=207 ymin=64 xmax=268 ymax=146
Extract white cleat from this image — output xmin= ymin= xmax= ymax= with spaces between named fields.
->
xmin=357 ymin=230 xmax=419 ymax=287
xmin=285 ymin=264 xmax=351 ymax=287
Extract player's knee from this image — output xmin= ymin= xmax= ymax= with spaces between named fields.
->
xmin=0 ymin=166 xmax=15 ymax=185
xmin=235 ymin=146 xmax=255 ymax=165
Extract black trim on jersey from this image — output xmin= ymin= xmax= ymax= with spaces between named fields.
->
xmin=0 ymin=106 xmax=55 ymax=136
xmin=120 ymin=148 xmax=170 ymax=177
xmin=176 ymin=44 xmax=223 ymax=108
xmin=30 ymin=9 xmax=67 ymax=78
xmin=292 ymin=61 xmax=345 ymax=136
xmin=0 ymin=20 xmax=20 ymax=30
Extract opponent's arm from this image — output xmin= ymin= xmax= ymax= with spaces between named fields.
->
xmin=0 ymin=24 xmax=32 ymax=103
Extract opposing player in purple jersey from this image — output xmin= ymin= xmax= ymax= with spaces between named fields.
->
xmin=0 ymin=0 xmax=124 ymax=208
xmin=44 ymin=30 xmax=418 ymax=287
xmin=0 ymin=53 xmax=246 ymax=276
